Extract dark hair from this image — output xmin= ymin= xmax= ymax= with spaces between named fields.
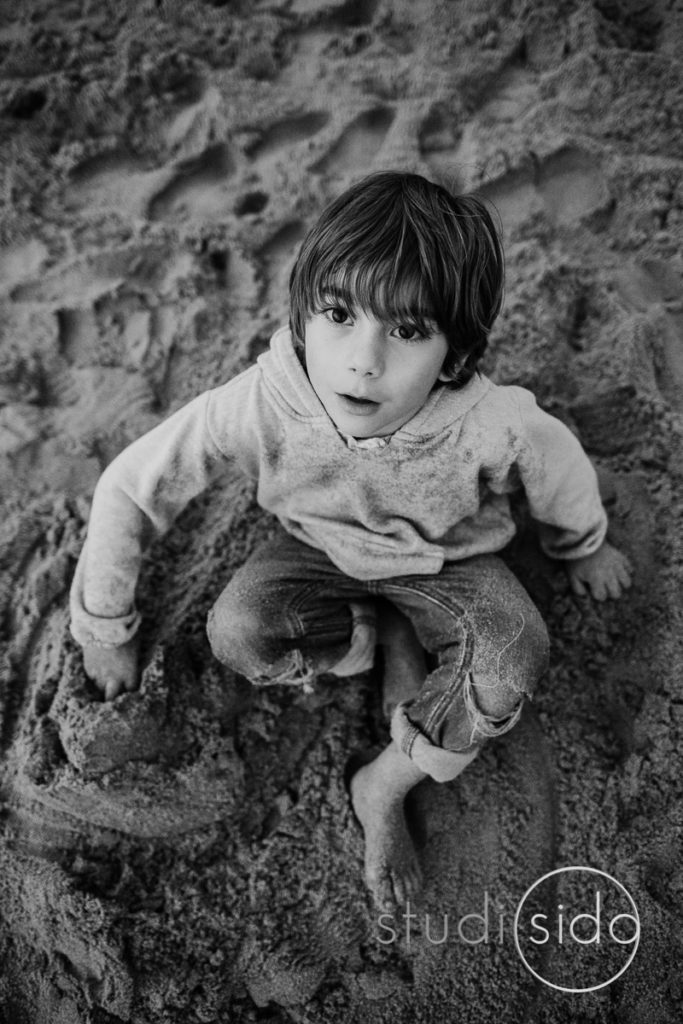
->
xmin=288 ymin=171 xmax=504 ymax=385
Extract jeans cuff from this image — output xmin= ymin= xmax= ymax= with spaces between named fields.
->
xmin=390 ymin=701 xmax=480 ymax=783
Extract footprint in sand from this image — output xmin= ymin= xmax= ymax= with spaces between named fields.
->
xmin=420 ymin=65 xmax=538 ymax=188
xmin=147 ymin=143 xmax=236 ymax=223
xmin=9 ymin=246 xmax=171 ymax=308
xmin=245 ymin=111 xmax=330 ymax=164
xmin=479 ymin=160 xmax=540 ymax=232
xmin=613 ymin=258 xmax=683 ymax=414
xmin=480 ymin=146 xmax=613 ymax=235
xmin=311 ymin=106 xmax=395 ymax=176
xmin=10 ymin=250 xmax=130 ymax=307
xmin=418 ymin=62 xmax=612 ymax=236
xmin=570 ymin=384 xmax=642 ymax=455
xmin=536 ymin=146 xmax=613 ymax=227
xmin=64 ymin=84 xmax=223 ymax=222
xmin=418 ymin=103 xmax=465 ymax=187
xmin=0 ymin=240 xmax=49 ymax=296
xmin=65 ymin=150 xmax=169 ymax=221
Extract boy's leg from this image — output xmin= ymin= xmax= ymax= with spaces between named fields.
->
xmin=377 ymin=599 xmax=426 ymax=719
xmin=384 ymin=553 xmax=549 ymax=777
xmin=351 ymin=555 xmax=549 ymax=906
xmin=206 ymin=528 xmax=372 ymax=686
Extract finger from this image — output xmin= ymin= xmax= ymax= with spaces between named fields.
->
xmin=569 ymin=574 xmax=588 ymax=597
xmin=614 ymin=551 xmax=633 ymax=578
xmin=618 ymin=562 xmax=633 ymax=588
xmin=606 ymin=559 xmax=633 ymax=597
xmin=123 ymin=673 xmax=138 ymax=692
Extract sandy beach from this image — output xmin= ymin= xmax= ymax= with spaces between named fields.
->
xmin=0 ymin=0 xmax=682 ymax=1020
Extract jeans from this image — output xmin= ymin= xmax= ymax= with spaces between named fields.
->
xmin=206 ymin=529 xmax=549 ymax=782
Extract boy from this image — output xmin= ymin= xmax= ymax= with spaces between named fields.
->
xmin=70 ymin=172 xmax=632 ymax=909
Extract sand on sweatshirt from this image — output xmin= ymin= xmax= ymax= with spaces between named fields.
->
xmin=0 ymin=0 xmax=682 ymax=1021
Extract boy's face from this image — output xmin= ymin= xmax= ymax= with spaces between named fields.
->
xmin=304 ymin=300 xmax=450 ymax=438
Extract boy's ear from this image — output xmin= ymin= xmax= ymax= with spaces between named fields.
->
xmin=439 ymin=351 xmax=470 ymax=384
xmin=438 ymin=362 xmax=463 ymax=383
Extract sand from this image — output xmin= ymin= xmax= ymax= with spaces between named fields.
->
xmin=0 ymin=0 xmax=682 ymax=1020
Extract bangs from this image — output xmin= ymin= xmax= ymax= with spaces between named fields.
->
xmin=289 ymin=177 xmax=456 ymax=343
xmin=309 ymin=257 xmax=440 ymax=336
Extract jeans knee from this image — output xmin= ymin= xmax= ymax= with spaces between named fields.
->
xmin=207 ymin=589 xmax=319 ymax=690
xmin=434 ymin=672 xmax=523 ymax=752
xmin=206 ymin=603 xmax=235 ymax=668
xmin=438 ymin=598 xmax=547 ymax=747
xmin=206 ymin=590 xmax=263 ymax=674
xmin=471 ymin=595 xmax=549 ymax=704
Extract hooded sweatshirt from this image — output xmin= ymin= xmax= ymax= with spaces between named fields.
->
xmin=70 ymin=327 xmax=607 ymax=648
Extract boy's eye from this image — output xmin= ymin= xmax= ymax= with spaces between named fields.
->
xmin=394 ymin=324 xmax=418 ymax=340
xmin=323 ymin=306 xmax=351 ymax=325
xmin=391 ymin=323 xmax=432 ymax=342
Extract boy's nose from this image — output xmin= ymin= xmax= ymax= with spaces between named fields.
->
xmin=348 ymin=322 xmax=384 ymax=377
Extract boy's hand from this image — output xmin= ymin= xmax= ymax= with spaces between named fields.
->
xmin=566 ymin=542 xmax=633 ymax=601
xmin=82 ymin=637 xmax=140 ymax=701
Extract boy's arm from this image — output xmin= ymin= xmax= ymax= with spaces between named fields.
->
xmin=70 ymin=388 xmax=233 ymax=697
xmin=511 ymin=388 xmax=632 ymax=600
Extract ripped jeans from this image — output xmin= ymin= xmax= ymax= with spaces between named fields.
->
xmin=206 ymin=529 xmax=549 ymax=782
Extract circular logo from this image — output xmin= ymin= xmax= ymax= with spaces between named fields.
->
xmin=513 ymin=866 xmax=640 ymax=993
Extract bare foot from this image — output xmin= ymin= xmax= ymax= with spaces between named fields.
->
xmin=349 ymin=743 xmax=426 ymax=908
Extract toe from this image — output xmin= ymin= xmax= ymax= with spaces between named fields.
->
xmin=104 ymin=677 xmax=122 ymax=701
xmin=370 ymin=868 xmax=396 ymax=912
xmin=392 ymin=871 xmax=408 ymax=907
xmin=406 ymin=863 xmax=422 ymax=899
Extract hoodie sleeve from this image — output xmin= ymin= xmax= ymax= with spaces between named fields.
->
xmin=70 ymin=367 xmax=260 ymax=648
xmin=510 ymin=387 xmax=607 ymax=560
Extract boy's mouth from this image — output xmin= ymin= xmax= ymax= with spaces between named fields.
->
xmin=336 ymin=392 xmax=381 ymax=415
